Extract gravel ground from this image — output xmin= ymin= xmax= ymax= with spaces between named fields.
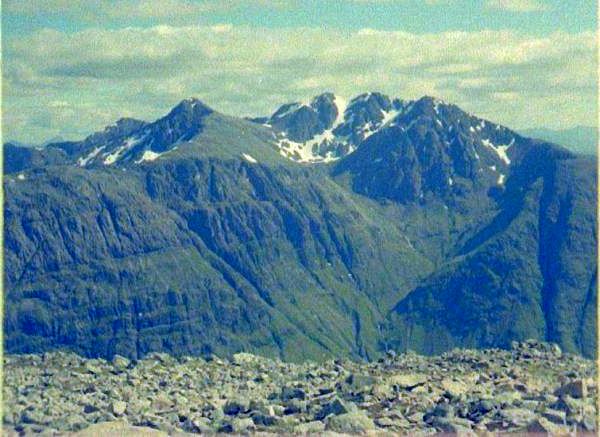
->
xmin=2 ymin=340 xmax=597 ymax=435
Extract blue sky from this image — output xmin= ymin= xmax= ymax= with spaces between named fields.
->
xmin=2 ymin=0 xmax=598 ymax=143
xmin=3 ymin=0 xmax=596 ymax=35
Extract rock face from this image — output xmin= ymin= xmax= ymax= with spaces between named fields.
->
xmin=2 ymin=342 xmax=597 ymax=435
xmin=3 ymin=92 xmax=597 ymax=362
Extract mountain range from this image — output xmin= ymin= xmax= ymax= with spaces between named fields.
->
xmin=3 ymin=92 xmax=597 ymax=361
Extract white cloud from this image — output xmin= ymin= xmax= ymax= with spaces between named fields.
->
xmin=2 ymin=25 xmax=596 ymax=142
xmin=485 ymin=0 xmax=549 ymax=12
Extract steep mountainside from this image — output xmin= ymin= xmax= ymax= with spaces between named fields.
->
xmin=4 ymin=162 xmax=427 ymax=361
xmin=3 ymin=92 xmax=597 ymax=361
xmin=384 ymin=143 xmax=597 ymax=357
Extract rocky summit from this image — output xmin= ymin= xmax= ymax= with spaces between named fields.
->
xmin=2 ymin=341 xmax=597 ymax=436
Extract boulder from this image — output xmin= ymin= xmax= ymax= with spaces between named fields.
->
xmin=555 ymin=380 xmax=587 ymax=399
xmin=499 ymin=408 xmax=537 ymax=428
xmin=280 ymin=386 xmax=307 ymax=401
xmin=527 ymin=417 xmax=570 ymax=435
xmin=542 ymin=408 xmax=566 ymax=424
xmin=314 ymin=398 xmax=357 ymax=420
xmin=223 ymin=398 xmax=250 ymax=416
xmin=111 ymin=355 xmax=131 ymax=371
xmin=326 ymin=411 xmax=376 ymax=433
xmin=231 ymin=417 xmax=255 ymax=433
xmin=389 ymin=373 xmax=427 ymax=389
xmin=293 ymin=420 xmax=326 ymax=433
xmin=111 ymin=401 xmax=127 ymax=416
xmin=431 ymin=416 xmax=473 ymax=434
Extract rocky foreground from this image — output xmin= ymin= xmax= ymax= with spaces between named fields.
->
xmin=3 ymin=340 xmax=598 ymax=436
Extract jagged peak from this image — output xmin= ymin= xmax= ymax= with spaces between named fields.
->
xmin=115 ymin=117 xmax=146 ymax=125
xmin=349 ymin=91 xmax=390 ymax=104
xmin=170 ymin=97 xmax=213 ymax=115
xmin=271 ymin=101 xmax=307 ymax=120
xmin=410 ymin=95 xmax=450 ymax=112
xmin=103 ymin=117 xmax=147 ymax=133
xmin=310 ymin=92 xmax=336 ymax=105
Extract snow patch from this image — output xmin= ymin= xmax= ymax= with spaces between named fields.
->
xmin=136 ymin=150 xmax=163 ymax=163
xmin=380 ymin=107 xmax=400 ymax=127
xmin=242 ymin=153 xmax=258 ymax=163
xmin=78 ymin=146 xmax=105 ymax=167
xmin=135 ymin=146 xmax=178 ymax=164
xmin=274 ymin=94 xmax=352 ymax=164
xmin=333 ymin=95 xmax=348 ymax=126
xmin=103 ymin=146 xmax=126 ymax=165
xmin=481 ymin=138 xmax=513 ymax=165
xmin=103 ymin=136 xmax=142 ymax=165
xmin=273 ymin=102 xmax=303 ymax=120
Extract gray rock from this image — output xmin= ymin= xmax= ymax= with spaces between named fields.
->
xmin=431 ymin=416 xmax=473 ymax=433
xmin=326 ymin=411 xmax=376 ymax=433
xmin=555 ymin=380 xmax=587 ymax=399
xmin=84 ymin=361 xmax=103 ymax=375
xmin=432 ymin=402 xmax=454 ymax=418
xmin=542 ymin=408 xmax=566 ymax=424
xmin=315 ymin=398 xmax=356 ymax=420
xmin=500 ymin=408 xmax=537 ymax=428
xmin=111 ymin=401 xmax=127 ymax=416
xmin=293 ymin=420 xmax=326 ymax=433
xmin=389 ymin=373 xmax=427 ymax=389
xmin=111 ymin=355 xmax=131 ymax=371
xmin=527 ymin=417 xmax=570 ymax=434
xmin=231 ymin=417 xmax=254 ymax=433
xmin=280 ymin=386 xmax=306 ymax=401
xmin=223 ymin=399 xmax=250 ymax=416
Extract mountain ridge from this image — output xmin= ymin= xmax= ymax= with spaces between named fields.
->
xmin=3 ymin=92 xmax=596 ymax=362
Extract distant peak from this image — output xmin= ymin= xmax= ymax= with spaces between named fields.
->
xmin=415 ymin=95 xmax=449 ymax=107
xmin=414 ymin=95 xmax=433 ymax=103
xmin=114 ymin=117 xmax=146 ymax=127
xmin=350 ymin=92 xmax=373 ymax=103
xmin=182 ymin=96 xmax=202 ymax=104
xmin=350 ymin=91 xmax=389 ymax=103
xmin=175 ymin=97 xmax=212 ymax=110
xmin=310 ymin=92 xmax=336 ymax=105
xmin=168 ymin=97 xmax=213 ymax=118
xmin=100 ymin=118 xmax=147 ymax=136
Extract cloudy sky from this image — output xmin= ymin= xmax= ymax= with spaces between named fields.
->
xmin=2 ymin=0 xmax=597 ymax=143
